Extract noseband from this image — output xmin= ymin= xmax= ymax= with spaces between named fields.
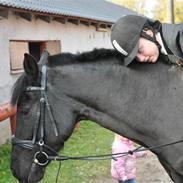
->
xmin=12 ymin=65 xmax=59 ymax=166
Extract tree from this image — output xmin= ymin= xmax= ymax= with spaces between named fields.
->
xmin=145 ymin=0 xmax=183 ymax=23
xmin=174 ymin=0 xmax=183 ymax=23
xmin=109 ymin=0 xmax=146 ymax=15
xmin=109 ymin=0 xmax=183 ymax=23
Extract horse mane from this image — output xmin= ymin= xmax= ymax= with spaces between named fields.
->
xmin=48 ymin=48 xmax=122 ymax=67
xmin=48 ymin=48 xmax=174 ymax=67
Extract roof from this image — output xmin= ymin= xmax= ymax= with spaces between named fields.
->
xmin=0 ymin=0 xmax=137 ymax=23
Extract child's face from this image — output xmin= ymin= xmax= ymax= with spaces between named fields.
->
xmin=135 ymin=37 xmax=159 ymax=63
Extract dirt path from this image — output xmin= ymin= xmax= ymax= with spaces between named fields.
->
xmin=136 ymin=154 xmax=173 ymax=183
xmin=96 ymin=154 xmax=173 ymax=183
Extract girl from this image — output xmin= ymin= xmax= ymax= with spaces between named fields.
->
xmin=111 ymin=15 xmax=183 ymax=66
xmin=111 ymin=134 xmax=147 ymax=183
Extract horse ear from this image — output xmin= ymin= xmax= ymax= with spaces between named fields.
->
xmin=23 ymin=53 xmax=39 ymax=81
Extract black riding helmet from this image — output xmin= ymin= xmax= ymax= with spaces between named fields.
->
xmin=111 ymin=15 xmax=161 ymax=66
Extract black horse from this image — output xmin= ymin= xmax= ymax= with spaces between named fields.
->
xmin=10 ymin=48 xmax=183 ymax=183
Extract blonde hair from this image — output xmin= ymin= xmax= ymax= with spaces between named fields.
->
xmin=114 ymin=134 xmax=128 ymax=141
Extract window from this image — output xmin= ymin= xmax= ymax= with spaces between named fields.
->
xmin=45 ymin=41 xmax=61 ymax=55
xmin=9 ymin=41 xmax=29 ymax=71
xmin=9 ymin=40 xmax=61 ymax=73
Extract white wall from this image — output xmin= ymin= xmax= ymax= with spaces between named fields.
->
xmin=0 ymin=12 xmax=113 ymax=144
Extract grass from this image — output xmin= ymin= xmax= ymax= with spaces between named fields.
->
xmin=0 ymin=121 xmax=115 ymax=183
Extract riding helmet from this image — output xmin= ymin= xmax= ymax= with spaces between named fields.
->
xmin=111 ymin=15 xmax=148 ymax=66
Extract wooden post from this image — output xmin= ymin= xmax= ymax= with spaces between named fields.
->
xmin=10 ymin=115 xmax=16 ymax=135
xmin=75 ymin=122 xmax=80 ymax=129
xmin=167 ymin=0 xmax=174 ymax=23
xmin=0 ymin=102 xmax=17 ymax=135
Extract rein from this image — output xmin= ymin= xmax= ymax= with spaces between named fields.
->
xmin=51 ymin=138 xmax=183 ymax=161
xmin=11 ymin=62 xmax=183 ymax=182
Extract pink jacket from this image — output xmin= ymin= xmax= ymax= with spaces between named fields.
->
xmin=111 ymin=138 xmax=146 ymax=181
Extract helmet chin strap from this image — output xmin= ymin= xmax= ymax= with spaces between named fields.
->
xmin=140 ymin=28 xmax=161 ymax=51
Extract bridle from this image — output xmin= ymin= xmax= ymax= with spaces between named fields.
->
xmin=12 ymin=65 xmax=59 ymax=167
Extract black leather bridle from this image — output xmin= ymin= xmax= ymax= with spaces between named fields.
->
xmin=12 ymin=65 xmax=59 ymax=166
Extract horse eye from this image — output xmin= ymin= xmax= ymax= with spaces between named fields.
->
xmin=17 ymin=93 xmax=34 ymax=114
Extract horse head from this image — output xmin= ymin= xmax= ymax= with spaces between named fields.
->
xmin=10 ymin=51 xmax=77 ymax=183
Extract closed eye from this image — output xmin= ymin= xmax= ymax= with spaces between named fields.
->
xmin=138 ymin=48 xmax=142 ymax=54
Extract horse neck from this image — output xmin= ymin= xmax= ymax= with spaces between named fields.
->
xmin=59 ymin=61 xmax=124 ymax=108
xmin=49 ymin=61 xmax=183 ymax=142
xmin=48 ymin=60 xmax=135 ymax=137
